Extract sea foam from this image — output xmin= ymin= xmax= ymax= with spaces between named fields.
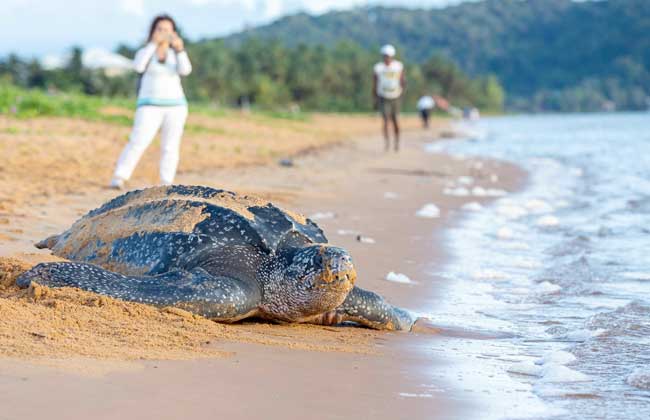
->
xmin=472 ymin=186 xmax=487 ymax=197
xmin=485 ymin=188 xmax=508 ymax=197
xmin=443 ymin=187 xmax=470 ymax=197
xmin=472 ymin=269 xmax=508 ymax=280
xmin=537 ymin=215 xmax=560 ymax=227
xmin=627 ymin=368 xmax=650 ymax=390
xmin=462 ymin=201 xmax=484 ymax=212
xmin=560 ymin=329 xmax=607 ymax=341
xmin=385 ymin=272 xmax=416 ymax=284
xmin=309 ymin=211 xmax=335 ymax=220
xmin=416 ymin=204 xmax=441 ymax=218
xmin=496 ymin=226 xmax=515 ymax=239
xmin=497 ymin=204 xmax=528 ymax=219
xmin=357 ymin=236 xmax=376 ymax=244
xmin=540 ymin=364 xmax=591 ymax=383
xmin=525 ymin=199 xmax=554 ymax=214
xmin=620 ymin=271 xmax=650 ymax=281
xmin=508 ymin=361 xmax=543 ymax=376
xmin=534 ymin=281 xmax=562 ymax=294
xmin=535 ymin=351 xmax=576 ymax=366
xmin=399 ymin=392 xmax=433 ymax=398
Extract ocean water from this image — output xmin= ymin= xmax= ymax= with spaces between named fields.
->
xmin=423 ymin=113 xmax=650 ymax=419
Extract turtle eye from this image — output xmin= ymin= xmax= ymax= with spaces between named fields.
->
xmin=311 ymin=252 xmax=324 ymax=270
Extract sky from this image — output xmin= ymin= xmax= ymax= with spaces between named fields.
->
xmin=0 ymin=0 xmax=476 ymax=58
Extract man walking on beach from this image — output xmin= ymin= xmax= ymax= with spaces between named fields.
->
xmin=373 ymin=44 xmax=405 ymax=152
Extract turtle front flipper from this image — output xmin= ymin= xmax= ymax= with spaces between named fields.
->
xmin=311 ymin=286 xmax=415 ymax=331
xmin=16 ymin=263 xmax=261 ymax=322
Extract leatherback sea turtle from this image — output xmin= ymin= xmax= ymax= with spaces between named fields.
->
xmin=17 ymin=185 xmax=415 ymax=330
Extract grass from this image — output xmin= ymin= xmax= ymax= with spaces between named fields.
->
xmin=256 ymin=110 xmax=311 ymax=122
xmin=2 ymin=126 xmax=20 ymax=134
xmin=1 ymin=83 xmax=104 ymax=119
xmin=184 ymin=123 xmax=227 ymax=135
xmin=1 ymin=84 xmax=314 ymax=128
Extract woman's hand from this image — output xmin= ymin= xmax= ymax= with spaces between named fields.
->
xmin=151 ymin=30 xmax=168 ymax=46
xmin=170 ymin=33 xmax=184 ymax=52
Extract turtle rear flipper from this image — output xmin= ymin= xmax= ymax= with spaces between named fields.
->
xmin=16 ymin=263 xmax=261 ymax=322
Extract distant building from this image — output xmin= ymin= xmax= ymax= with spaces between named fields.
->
xmin=42 ymin=47 xmax=132 ymax=77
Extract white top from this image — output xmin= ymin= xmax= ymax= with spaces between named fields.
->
xmin=417 ymin=95 xmax=435 ymax=110
xmin=374 ymin=60 xmax=403 ymax=99
xmin=134 ymin=43 xmax=192 ymax=106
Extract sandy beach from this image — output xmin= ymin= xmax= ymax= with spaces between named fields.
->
xmin=3 ymin=1 xmax=648 ymax=417
xmin=0 ymin=112 xmax=524 ymax=419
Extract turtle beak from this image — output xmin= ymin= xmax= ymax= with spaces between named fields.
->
xmin=332 ymin=254 xmax=356 ymax=284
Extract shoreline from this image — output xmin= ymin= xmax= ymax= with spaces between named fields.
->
xmin=0 ymin=120 xmax=526 ymax=419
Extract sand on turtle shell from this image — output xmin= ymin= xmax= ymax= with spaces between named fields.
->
xmin=0 ymin=257 xmax=377 ymax=363
xmin=88 ymin=185 xmax=309 ymax=224
xmin=49 ymin=188 xmax=310 ymax=267
xmin=48 ymin=201 xmax=210 ymax=273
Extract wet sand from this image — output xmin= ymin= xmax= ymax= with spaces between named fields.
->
xmin=0 ymin=114 xmax=524 ymax=419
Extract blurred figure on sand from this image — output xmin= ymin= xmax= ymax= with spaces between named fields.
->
xmin=417 ymin=94 xmax=451 ymax=128
xmin=416 ymin=95 xmax=435 ymax=128
xmin=373 ymin=44 xmax=405 ymax=152
xmin=463 ymin=106 xmax=480 ymax=121
xmin=432 ymin=95 xmax=450 ymax=112
xmin=110 ymin=14 xmax=192 ymax=189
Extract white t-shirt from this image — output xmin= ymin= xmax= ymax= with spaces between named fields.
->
xmin=417 ymin=96 xmax=435 ymax=111
xmin=134 ymin=43 xmax=192 ymax=106
xmin=374 ymin=60 xmax=404 ymax=99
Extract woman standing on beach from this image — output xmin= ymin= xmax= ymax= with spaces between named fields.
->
xmin=110 ymin=14 xmax=192 ymax=189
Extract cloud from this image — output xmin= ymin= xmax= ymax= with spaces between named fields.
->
xmin=119 ymin=0 xmax=146 ymax=16
xmin=120 ymin=0 xmax=145 ymax=16
xmin=300 ymin=0 xmax=366 ymax=14
xmin=187 ymin=0 xmax=256 ymax=9
xmin=1 ymin=0 xmax=477 ymax=56
xmin=263 ymin=0 xmax=284 ymax=19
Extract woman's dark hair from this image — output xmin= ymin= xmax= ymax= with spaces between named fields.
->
xmin=147 ymin=14 xmax=177 ymax=41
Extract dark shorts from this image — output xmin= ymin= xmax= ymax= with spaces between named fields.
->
xmin=378 ymin=97 xmax=401 ymax=118
xmin=420 ymin=109 xmax=430 ymax=120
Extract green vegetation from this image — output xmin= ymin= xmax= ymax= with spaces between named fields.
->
xmin=226 ymin=0 xmax=650 ymax=112
xmin=1 ymin=40 xmax=503 ymax=115
xmin=1 ymin=82 xmax=106 ymax=119
xmin=185 ymin=39 xmax=501 ymax=112
xmin=3 ymin=0 xmax=648 ymax=113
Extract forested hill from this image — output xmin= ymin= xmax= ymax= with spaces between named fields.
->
xmin=224 ymin=0 xmax=650 ymax=111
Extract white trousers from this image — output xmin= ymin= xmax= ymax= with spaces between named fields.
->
xmin=113 ymin=105 xmax=188 ymax=185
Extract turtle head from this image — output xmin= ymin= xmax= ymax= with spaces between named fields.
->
xmin=293 ymin=244 xmax=357 ymax=290
xmin=261 ymin=245 xmax=356 ymax=321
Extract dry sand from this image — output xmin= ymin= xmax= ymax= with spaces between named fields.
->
xmin=0 ymin=111 xmax=525 ymax=419
xmin=0 ymin=257 xmax=376 ymax=362
xmin=0 ymin=112 xmax=417 ymax=214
